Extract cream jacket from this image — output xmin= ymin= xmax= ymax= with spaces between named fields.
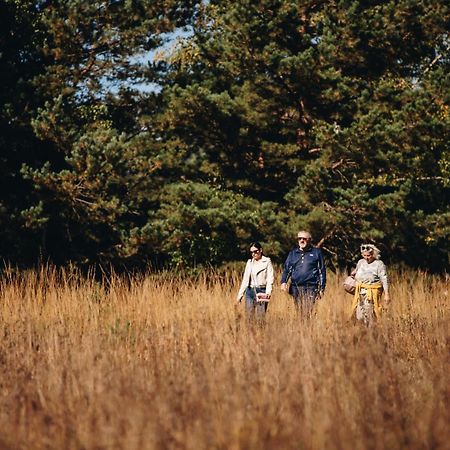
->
xmin=237 ymin=255 xmax=274 ymax=300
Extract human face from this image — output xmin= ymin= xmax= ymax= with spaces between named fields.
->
xmin=361 ymin=246 xmax=375 ymax=263
xmin=297 ymin=233 xmax=311 ymax=250
xmin=250 ymin=247 xmax=262 ymax=260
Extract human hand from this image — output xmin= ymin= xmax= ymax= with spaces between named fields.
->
xmin=280 ymin=283 xmax=288 ymax=292
xmin=256 ymin=293 xmax=270 ymax=302
xmin=383 ymin=293 xmax=391 ymax=311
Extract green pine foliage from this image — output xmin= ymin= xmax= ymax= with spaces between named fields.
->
xmin=0 ymin=0 xmax=448 ymax=270
xmin=156 ymin=0 xmax=449 ymax=269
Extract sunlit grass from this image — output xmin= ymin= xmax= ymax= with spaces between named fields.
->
xmin=0 ymin=266 xmax=448 ymax=449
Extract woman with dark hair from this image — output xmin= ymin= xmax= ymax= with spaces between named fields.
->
xmin=236 ymin=242 xmax=274 ymax=321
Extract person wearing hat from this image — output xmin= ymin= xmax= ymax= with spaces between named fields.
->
xmin=280 ymin=231 xmax=326 ymax=316
xmin=351 ymin=243 xmax=390 ymax=325
xmin=236 ymin=242 xmax=274 ymax=322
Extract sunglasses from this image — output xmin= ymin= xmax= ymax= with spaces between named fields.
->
xmin=360 ymin=245 xmax=373 ymax=252
xmin=298 ymin=237 xmax=310 ymax=241
xmin=250 ymin=249 xmax=260 ymax=254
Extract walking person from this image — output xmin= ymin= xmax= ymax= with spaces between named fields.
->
xmin=351 ymin=243 xmax=390 ymax=326
xmin=236 ymin=242 xmax=274 ymax=322
xmin=280 ymin=231 xmax=326 ymax=316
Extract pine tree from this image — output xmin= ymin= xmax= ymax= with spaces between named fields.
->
xmin=154 ymin=0 xmax=449 ymax=268
xmin=2 ymin=0 xmax=199 ymax=266
xmin=1 ymin=0 xmax=448 ymax=269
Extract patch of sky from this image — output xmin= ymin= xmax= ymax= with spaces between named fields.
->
xmin=75 ymin=26 xmax=194 ymax=100
xmin=96 ymin=26 xmax=194 ymax=97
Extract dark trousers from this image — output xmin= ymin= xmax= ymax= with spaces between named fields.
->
xmin=289 ymin=284 xmax=319 ymax=317
xmin=245 ymin=287 xmax=268 ymax=322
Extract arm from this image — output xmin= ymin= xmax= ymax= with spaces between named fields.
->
xmin=378 ymin=261 xmax=390 ymax=301
xmin=280 ymin=251 xmax=292 ymax=284
xmin=280 ymin=251 xmax=292 ymax=291
xmin=236 ymin=260 xmax=251 ymax=302
xmin=265 ymin=259 xmax=274 ymax=296
xmin=351 ymin=260 xmax=362 ymax=277
xmin=317 ymin=249 xmax=326 ymax=291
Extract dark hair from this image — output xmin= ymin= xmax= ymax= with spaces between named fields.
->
xmin=249 ymin=242 xmax=262 ymax=250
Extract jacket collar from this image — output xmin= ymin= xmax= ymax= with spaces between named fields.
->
xmin=295 ymin=246 xmax=312 ymax=253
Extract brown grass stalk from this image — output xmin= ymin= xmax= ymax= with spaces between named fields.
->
xmin=0 ymin=266 xmax=448 ymax=450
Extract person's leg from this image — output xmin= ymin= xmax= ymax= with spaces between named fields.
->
xmin=355 ymin=294 xmax=374 ymax=326
xmin=254 ymin=287 xmax=268 ymax=323
xmin=244 ymin=287 xmax=256 ymax=320
xmin=295 ymin=287 xmax=317 ymax=317
xmin=289 ymin=284 xmax=301 ymax=309
xmin=301 ymin=287 xmax=318 ymax=318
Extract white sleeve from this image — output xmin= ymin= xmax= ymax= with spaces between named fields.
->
xmin=265 ymin=258 xmax=274 ymax=296
xmin=378 ymin=261 xmax=389 ymax=292
xmin=237 ymin=260 xmax=251 ymax=300
xmin=353 ymin=259 xmax=363 ymax=277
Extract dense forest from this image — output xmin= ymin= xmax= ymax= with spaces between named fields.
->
xmin=0 ymin=0 xmax=448 ymax=270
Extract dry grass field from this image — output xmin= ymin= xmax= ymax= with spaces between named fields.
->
xmin=0 ymin=266 xmax=448 ymax=450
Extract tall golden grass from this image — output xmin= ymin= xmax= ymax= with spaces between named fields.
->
xmin=0 ymin=266 xmax=448 ymax=450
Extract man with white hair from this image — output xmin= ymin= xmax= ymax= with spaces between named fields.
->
xmin=280 ymin=231 xmax=326 ymax=315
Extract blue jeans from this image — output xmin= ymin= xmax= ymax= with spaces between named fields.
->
xmin=245 ymin=287 xmax=268 ymax=322
xmin=289 ymin=284 xmax=319 ymax=317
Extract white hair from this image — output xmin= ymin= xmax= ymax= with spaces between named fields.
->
xmin=297 ymin=230 xmax=312 ymax=239
xmin=361 ymin=244 xmax=381 ymax=259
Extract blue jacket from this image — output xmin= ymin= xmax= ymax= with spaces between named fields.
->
xmin=281 ymin=246 xmax=326 ymax=291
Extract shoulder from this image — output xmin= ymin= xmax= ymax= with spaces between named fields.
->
xmin=261 ymin=256 xmax=272 ymax=263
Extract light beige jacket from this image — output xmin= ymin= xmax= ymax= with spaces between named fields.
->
xmin=237 ymin=256 xmax=274 ymax=300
